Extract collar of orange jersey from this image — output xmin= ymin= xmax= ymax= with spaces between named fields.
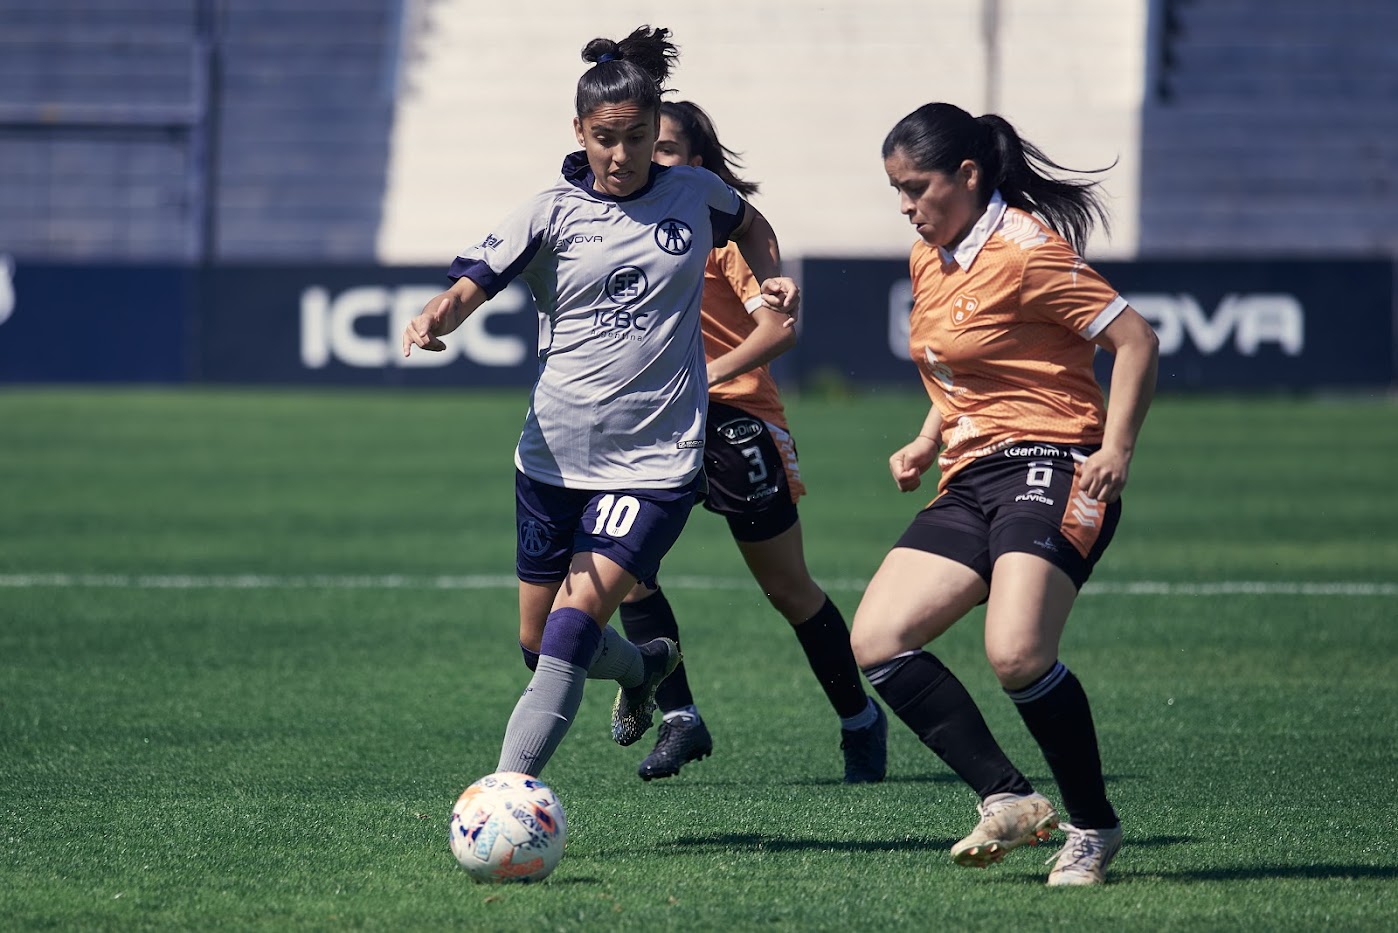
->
xmin=938 ymin=190 xmax=1007 ymax=272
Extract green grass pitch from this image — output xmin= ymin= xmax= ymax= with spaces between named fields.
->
xmin=1 ymin=388 xmax=1395 ymax=930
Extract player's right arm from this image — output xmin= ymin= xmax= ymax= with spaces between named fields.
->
xmin=888 ymin=247 xmax=943 ymax=492
xmin=401 ymin=277 xmax=489 ymax=356
xmin=888 ymin=405 xmax=943 ymax=493
xmin=404 ymin=190 xmax=552 ymax=357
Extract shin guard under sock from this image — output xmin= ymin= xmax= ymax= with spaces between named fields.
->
xmin=865 ymin=650 xmax=1032 ymax=799
xmin=1007 ymin=661 xmax=1117 ymax=828
xmin=495 ymin=608 xmax=601 ymax=776
xmin=793 ymin=597 xmax=870 ymax=720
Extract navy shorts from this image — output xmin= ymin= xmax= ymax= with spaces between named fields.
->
xmin=894 ymin=443 xmax=1121 ymax=589
xmin=515 ymin=471 xmax=701 ymax=586
xmin=701 ymin=400 xmax=802 ymax=543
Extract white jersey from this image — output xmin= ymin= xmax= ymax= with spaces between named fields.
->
xmin=451 ymin=153 xmax=745 ymax=490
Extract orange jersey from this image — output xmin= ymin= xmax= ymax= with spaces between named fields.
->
xmin=701 ymin=243 xmax=788 ymax=429
xmin=907 ymin=192 xmax=1127 ymax=492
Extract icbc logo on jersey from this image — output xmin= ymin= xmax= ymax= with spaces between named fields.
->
xmin=950 ymin=293 xmax=980 ymax=328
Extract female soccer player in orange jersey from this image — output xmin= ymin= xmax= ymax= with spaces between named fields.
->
xmin=850 ymin=102 xmax=1159 ymax=885
xmin=618 ymin=100 xmax=888 ymax=784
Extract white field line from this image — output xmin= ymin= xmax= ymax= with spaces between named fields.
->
xmin=0 ymin=573 xmax=1394 ymax=598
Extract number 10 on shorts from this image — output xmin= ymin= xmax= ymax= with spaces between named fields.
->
xmin=591 ymin=494 xmax=640 ymax=537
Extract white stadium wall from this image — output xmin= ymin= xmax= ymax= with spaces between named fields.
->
xmin=376 ymin=0 xmax=1146 ymax=265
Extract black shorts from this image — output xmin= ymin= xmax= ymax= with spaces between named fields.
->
xmin=894 ymin=443 xmax=1121 ymax=589
xmin=701 ymin=400 xmax=802 ymax=543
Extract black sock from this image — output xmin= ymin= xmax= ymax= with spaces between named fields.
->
xmin=617 ymin=587 xmax=695 ymax=712
xmin=1007 ymin=661 xmax=1117 ymax=828
xmin=865 ymin=651 xmax=1032 ymax=799
xmin=792 ymin=597 xmax=869 ymax=720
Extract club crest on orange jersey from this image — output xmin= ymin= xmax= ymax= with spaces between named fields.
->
xmin=950 ymin=293 xmax=980 ymax=328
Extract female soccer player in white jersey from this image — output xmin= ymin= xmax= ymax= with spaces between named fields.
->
xmin=852 ymin=102 xmax=1158 ymax=885
xmin=617 ymin=101 xmax=887 ymax=784
xmin=401 ymin=27 xmax=798 ymax=779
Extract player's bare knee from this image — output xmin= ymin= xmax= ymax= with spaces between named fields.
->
xmin=850 ymin=617 xmax=905 ymax=669
xmin=850 ymin=629 xmax=885 ymax=669
xmin=987 ymin=648 xmax=1053 ymax=690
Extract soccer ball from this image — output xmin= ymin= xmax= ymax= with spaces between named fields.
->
xmin=449 ymin=771 xmax=567 ymax=883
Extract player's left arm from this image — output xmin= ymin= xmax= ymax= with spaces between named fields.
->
xmin=1082 ymin=307 xmax=1159 ymax=503
xmin=729 ymin=202 xmax=799 ymax=325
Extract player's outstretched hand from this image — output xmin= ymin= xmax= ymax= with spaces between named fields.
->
xmin=402 ymin=296 xmax=451 ymax=356
xmin=1077 ymin=446 xmax=1131 ymax=503
xmin=759 ymin=277 xmax=800 ymax=327
xmin=889 ymin=434 xmax=939 ymax=493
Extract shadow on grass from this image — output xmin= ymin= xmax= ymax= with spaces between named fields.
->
xmin=724 ymin=771 xmax=1144 ymax=789
xmin=659 ymin=832 xmax=954 ymax=854
xmin=1125 ymin=863 xmax=1398 ymax=882
xmin=534 ymin=875 xmax=605 ymax=886
xmin=1117 ymin=835 xmax=1192 ymax=848
xmin=778 ymin=773 xmax=964 ymax=788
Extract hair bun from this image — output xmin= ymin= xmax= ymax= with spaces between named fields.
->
xmin=582 ymin=38 xmax=622 ymax=64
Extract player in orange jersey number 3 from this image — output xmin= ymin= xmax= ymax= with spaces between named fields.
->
xmin=849 ymin=103 xmax=1159 ymax=886
xmin=621 ymin=101 xmax=887 ymax=784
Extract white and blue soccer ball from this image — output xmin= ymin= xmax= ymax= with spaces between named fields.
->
xmin=449 ymin=771 xmax=567 ymax=883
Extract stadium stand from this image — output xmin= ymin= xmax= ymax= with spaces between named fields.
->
xmin=5 ymin=1 xmax=1393 ymax=262
xmin=0 ymin=0 xmax=401 ymax=261
xmin=1140 ymin=0 xmax=1398 ymax=255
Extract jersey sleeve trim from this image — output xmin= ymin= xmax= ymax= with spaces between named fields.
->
xmin=448 ymin=233 xmax=544 ymax=298
xmin=710 ymin=200 xmax=746 ymax=248
xmin=1082 ymin=294 xmax=1128 ymax=339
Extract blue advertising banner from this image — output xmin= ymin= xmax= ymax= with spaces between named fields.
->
xmin=0 ymin=259 xmax=192 ymax=383
xmin=798 ymin=257 xmax=1396 ymax=390
xmin=195 ymin=265 xmax=540 ymax=386
xmin=2 ymin=257 xmax=1394 ymax=389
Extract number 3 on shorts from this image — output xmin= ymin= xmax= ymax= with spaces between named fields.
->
xmin=591 ymin=494 xmax=640 ymax=537
xmin=741 ymin=445 xmax=769 ymax=485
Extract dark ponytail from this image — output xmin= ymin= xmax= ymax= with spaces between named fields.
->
xmin=882 ymin=102 xmax=1111 ymax=255
xmin=660 ymin=101 xmax=759 ymax=197
xmin=576 ymin=26 xmax=678 ymax=119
